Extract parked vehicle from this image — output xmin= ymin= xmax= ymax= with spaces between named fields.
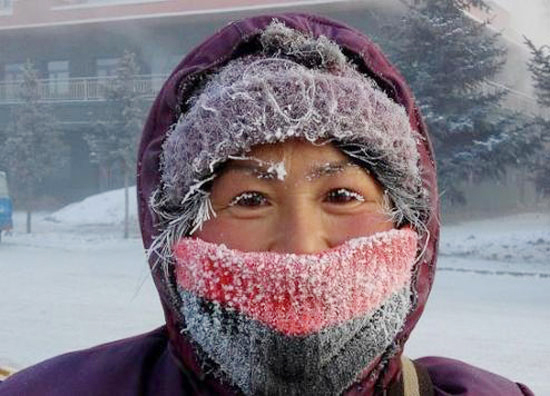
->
xmin=0 ymin=171 xmax=13 ymax=242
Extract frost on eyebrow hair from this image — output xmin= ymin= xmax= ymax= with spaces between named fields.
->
xmin=305 ymin=161 xmax=359 ymax=181
xmin=223 ymin=155 xmax=288 ymax=181
xmin=266 ymin=161 xmax=287 ymax=181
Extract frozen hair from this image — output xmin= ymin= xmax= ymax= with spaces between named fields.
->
xmin=148 ymin=20 xmax=429 ymax=264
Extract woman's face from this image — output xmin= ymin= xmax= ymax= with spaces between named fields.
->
xmin=194 ymin=139 xmax=394 ymax=253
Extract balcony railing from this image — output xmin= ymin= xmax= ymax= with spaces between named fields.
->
xmin=0 ymin=74 xmax=168 ymax=104
xmin=1 ymin=74 xmax=548 ymax=119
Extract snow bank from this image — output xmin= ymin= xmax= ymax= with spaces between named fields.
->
xmin=440 ymin=212 xmax=550 ymax=267
xmin=46 ymin=186 xmax=138 ymax=226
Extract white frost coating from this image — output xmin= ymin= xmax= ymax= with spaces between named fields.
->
xmin=330 ymin=188 xmax=365 ymax=202
xmin=180 ymin=288 xmax=411 ymax=396
xmin=173 ymin=227 xmax=418 ymax=395
xmin=226 ymin=155 xmax=288 ymax=181
xmin=156 ymin=21 xmax=425 ymax=226
xmin=266 ymin=160 xmax=287 ymax=181
xmin=161 ymin=56 xmax=421 ymax=204
xmin=148 ymin=20 xmax=429 ymax=298
xmin=174 ymin=228 xmax=418 ymax=334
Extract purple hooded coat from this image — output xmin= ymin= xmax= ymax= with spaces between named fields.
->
xmin=0 ymin=13 xmax=534 ymax=396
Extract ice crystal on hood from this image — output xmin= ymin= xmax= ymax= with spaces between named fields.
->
xmin=259 ymin=19 xmax=348 ymax=70
xmin=161 ymin=55 xmax=421 ymax=203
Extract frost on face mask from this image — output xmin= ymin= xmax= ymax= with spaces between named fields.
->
xmin=173 ymin=228 xmax=418 ymax=396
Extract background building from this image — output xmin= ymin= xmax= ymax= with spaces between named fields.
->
xmin=0 ymin=0 xmax=545 ymax=214
xmin=0 ymin=0 xmax=399 ymax=205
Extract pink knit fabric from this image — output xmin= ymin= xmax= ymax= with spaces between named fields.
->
xmin=173 ymin=228 xmax=417 ymax=335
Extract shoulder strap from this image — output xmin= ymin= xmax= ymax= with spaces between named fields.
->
xmin=386 ymin=356 xmax=434 ymax=396
xmin=0 ymin=366 xmax=17 ymax=382
xmin=401 ymin=356 xmax=420 ymax=396
xmin=400 ymin=356 xmax=434 ymax=396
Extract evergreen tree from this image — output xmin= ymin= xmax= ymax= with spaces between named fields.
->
xmin=525 ymin=38 xmax=550 ymax=198
xmin=85 ymin=50 xmax=144 ymax=238
xmin=0 ymin=61 xmax=67 ymax=233
xmin=385 ymin=0 xmax=538 ymax=205
xmin=526 ymin=39 xmax=550 ymax=107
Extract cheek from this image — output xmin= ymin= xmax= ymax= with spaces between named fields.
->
xmin=192 ymin=207 xmax=394 ymax=252
xmin=193 ymin=217 xmax=272 ymax=252
xmin=326 ymin=211 xmax=394 ymax=246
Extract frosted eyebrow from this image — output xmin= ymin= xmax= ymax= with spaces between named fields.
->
xmin=305 ymin=160 xmax=360 ymax=181
xmin=221 ymin=160 xmax=359 ymax=181
xmin=222 ymin=162 xmax=279 ymax=180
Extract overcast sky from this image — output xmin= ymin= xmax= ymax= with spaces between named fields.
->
xmin=491 ymin=0 xmax=550 ymax=46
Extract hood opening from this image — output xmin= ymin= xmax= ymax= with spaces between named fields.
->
xmin=137 ymin=12 xmax=440 ymax=395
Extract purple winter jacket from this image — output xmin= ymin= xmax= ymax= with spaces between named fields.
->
xmin=0 ymin=12 xmax=534 ymax=396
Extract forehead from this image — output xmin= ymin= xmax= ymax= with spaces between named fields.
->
xmin=219 ymin=139 xmax=371 ymax=182
xmin=245 ymin=139 xmax=347 ymax=162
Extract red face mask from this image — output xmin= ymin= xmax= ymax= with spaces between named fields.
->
xmin=172 ymin=228 xmax=418 ymax=395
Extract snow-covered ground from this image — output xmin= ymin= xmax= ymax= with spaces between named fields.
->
xmin=0 ymin=188 xmax=548 ymax=394
xmin=440 ymin=211 xmax=549 ymax=270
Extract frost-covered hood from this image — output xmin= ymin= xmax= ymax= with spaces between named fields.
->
xmin=137 ymin=12 xmax=439 ymax=394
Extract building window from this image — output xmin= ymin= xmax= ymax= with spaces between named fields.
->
xmin=48 ymin=60 xmax=70 ymax=97
xmin=96 ymin=58 xmax=119 ymax=79
xmin=95 ymin=58 xmax=119 ymax=97
xmin=0 ymin=0 xmax=13 ymax=15
xmin=4 ymin=63 xmax=23 ymax=83
xmin=3 ymin=63 xmax=23 ymax=99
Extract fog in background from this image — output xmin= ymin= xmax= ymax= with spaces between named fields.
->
xmin=0 ymin=1 xmax=549 ymax=394
xmin=493 ymin=0 xmax=550 ymax=46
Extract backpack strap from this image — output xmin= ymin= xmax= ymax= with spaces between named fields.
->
xmin=401 ymin=356 xmax=421 ymax=396
xmin=386 ymin=356 xmax=434 ymax=396
xmin=402 ymin=356 xmax=434 ymax=396
xmin=0 ymin=366 xmax=17 ymax=382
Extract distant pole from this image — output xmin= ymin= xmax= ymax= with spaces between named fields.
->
xmin=26 ymin=184 xmax=32 ymax=234
xmin=124 ymin=162 xmax=129 ymax=239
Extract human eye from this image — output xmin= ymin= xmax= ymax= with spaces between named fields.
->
xmin=324 ymin=188 xmax=365 ymax=204
xmin=229 ymin=191 xmax=270 ymax=208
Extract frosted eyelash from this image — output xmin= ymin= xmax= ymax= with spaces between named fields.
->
xmin=330 ymin=188 xmax=365 ymax=202
xmin=229 ymin=192 xmax=265 ymax=207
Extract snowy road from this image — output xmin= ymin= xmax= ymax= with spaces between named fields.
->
xmin=1 ymin=210 xmax=549 ymax=394
xmin=405 ymin=256 xmax=549 ymax=395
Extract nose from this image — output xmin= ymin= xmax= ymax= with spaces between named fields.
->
xmin=270 ymin=203 xmax=329 ymax=254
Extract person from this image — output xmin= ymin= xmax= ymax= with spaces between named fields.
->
xmin=0 ymin=12 xmax=534 ymax=396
